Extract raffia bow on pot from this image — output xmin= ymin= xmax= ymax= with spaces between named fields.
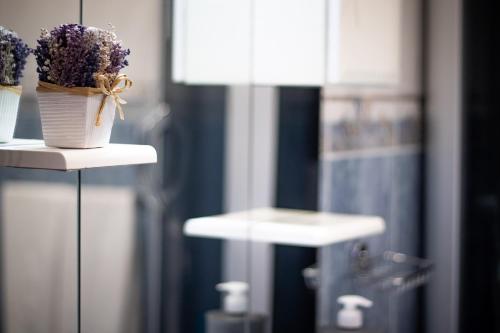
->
xmin=36 ymin=74 xmax=133 ymax=126
xmin=94 ymin=74 xmax=132 ymax=126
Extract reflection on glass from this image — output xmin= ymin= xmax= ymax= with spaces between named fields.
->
xmin=0 ymin=1 xmax=81 ymax=333
xmin=0 ymin=1 xmax=424 ymax=333
xmin=0 ymin=169 xmax=78 ymax=332
xmin=0 ymin=0 xmax=80 ymax=141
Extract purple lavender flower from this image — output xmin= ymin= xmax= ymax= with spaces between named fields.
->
xmin=0 ymin=26 xmax=31 ymax=86
xmin=34 ymin=24 xmax=130 ymax=88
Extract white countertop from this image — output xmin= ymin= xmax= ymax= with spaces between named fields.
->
xmin=184 ymin=208 xmax=385 ymax=247
xmin=0 ymin=139 xmax=157 ymax=171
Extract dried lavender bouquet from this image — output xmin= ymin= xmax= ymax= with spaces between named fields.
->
xmin=0 ymin=26 xmax=30 ymax=86
xmin=34 ymin=24 xmax=130 ymax=88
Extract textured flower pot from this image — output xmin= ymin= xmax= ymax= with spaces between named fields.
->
xmin=0 ymin=87 xmax=21 ymax=143
xmin=37 ymin=90 xmax=116 ymax=148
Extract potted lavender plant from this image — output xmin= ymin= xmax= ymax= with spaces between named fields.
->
xmin=35 ymin=24 xmax=131 ymax=148
xmin=0 ymin=26 xmax=30 ymax=143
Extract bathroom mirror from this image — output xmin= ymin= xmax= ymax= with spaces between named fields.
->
xmin=0 ymin=1 xmax=81 ymax=333
xmin=0 ymin=1 xmax=424 ymax=333
xmin=81 ymin=0 xmax=256 ymax=332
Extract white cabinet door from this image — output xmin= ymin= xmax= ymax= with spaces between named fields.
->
xmin=172 ymin=0 xmax=401 ymax=86
xmin=178 ymin=0 xmax=253 ymax=84
xmin=327 ymin=0 xmax=401 ymax=85
xmin=252 ymin=0 xmax=326 ymax=86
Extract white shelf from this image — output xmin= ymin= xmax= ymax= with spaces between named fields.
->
xmin=184 ymin=208 xmax=385 ymax=247
xmin=0 ymin=139 xmax=157 ymax=171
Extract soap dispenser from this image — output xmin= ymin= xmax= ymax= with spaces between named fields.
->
xmin=319 ymin=295 xmax=380 ymax=333
xmin=205 ymin=281 xmax=267 ymax=333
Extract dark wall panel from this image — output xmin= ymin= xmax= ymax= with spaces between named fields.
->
xmin=460 ymin=0 xmax=500 ymax=332
xmin=273 ymin=87 xmax=320 ymax=333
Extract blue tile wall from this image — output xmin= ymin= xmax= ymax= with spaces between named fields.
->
xmin=319 ymin=99 xmax=421 ymax=333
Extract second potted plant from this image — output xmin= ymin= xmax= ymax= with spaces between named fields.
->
xmin=0 ymin=26 xmax=30 ymax=143
xmin=35 ymin=24 xmax=131 ymax=148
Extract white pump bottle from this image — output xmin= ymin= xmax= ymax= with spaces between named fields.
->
xmin=216 ymin=281 xmax=249 ymax=314
xmin=205 ymin=281 xmax=267 ymax=333
xmin=337 ymin=295 xmax=373 ymax=330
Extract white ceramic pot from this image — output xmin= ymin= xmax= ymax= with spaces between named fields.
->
xmin=0 ymin=88 xmax=21 ymax=143
xmin=37 ymin=91 xmax=116 ymax=148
